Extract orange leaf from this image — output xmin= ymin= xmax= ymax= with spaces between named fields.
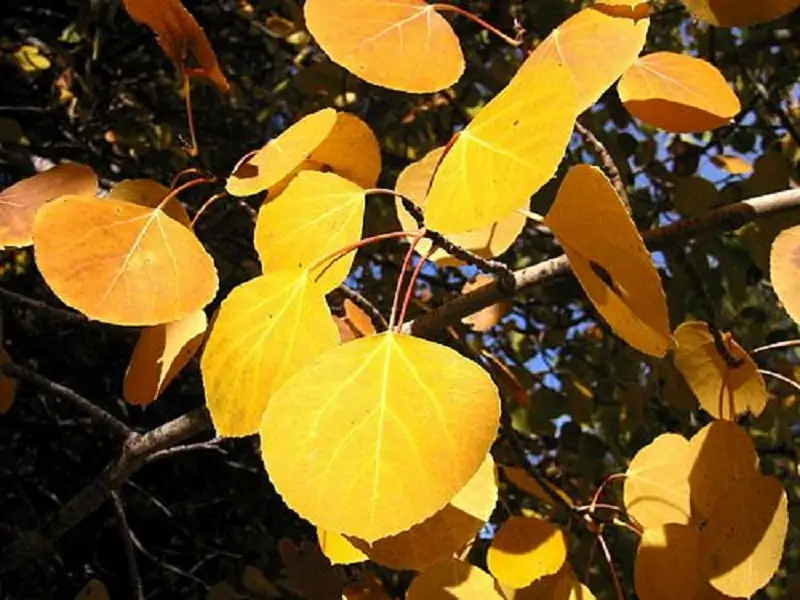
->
xmin=593 ymin=0 xmax=653 ymax=19
xmin=0 ymin=163 xmax=97 ymax=248
xmin=124 ymin=309 xmax=208 ymax=406
xmin=336 ymin=299 xmax=377 ymax=344
xmin=678 ymin=0 xmax=800 ymax=26
xmin=522 ymin=6 xmax=649 ymax=113
xmin=711 ymin=154 xmax=753 ymax=175
xmin=488 ymin=516 xmax=567 ymax=589
xmin=461 ymin=275 xmax=511 ymax=331
xmin=122 ymin=0 xmax=230 ymax=92
xmin=108 ymin=179 xmax=191 ymax=226
xmin=0 ymin=349 xmax=17 ymax=414
xmin=304 ymin=0 xmax=464 ymax=93
xmin=618 ymin=52 xmax=741 ymax=133
xmin=309 ymin=112 xmax=382 ymax=188
xmin=634 ymin=524 xmax=704 ymax=600
xmin=406 ymin=559 xmax=504 ymax=600
xmin=770 ymin=225 xmax=800 ymax=325
xmin=32 ymin=195 xmax=218 ymax=326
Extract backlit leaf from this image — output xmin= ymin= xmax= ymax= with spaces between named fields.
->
xmin=108 ymin=179 xmax=191 ymax=226
xmin=521 ymin=6 xmax=649 ymax=113
xmin=462 ymin=275 xmax=511 ymax=332
xmin=317 ymin=528 xmax=368 ymax=565
xmin=618 ymin=52 xmax=741 ymax=133
xmin=624 ymin=433 xmax=692 ymax=529
xmin=687 ymin=421 xmax=759 ymax=519
xmin=699 ymin=474 xmax=787 ymax=597
xmin=253 ymin=171 xmax=365 ymax=292
xmin=13 ymin=45 xmax=51 ymax=73
xmin=202 ymin=272 xmax=339 ymax=437
xmin=425 ymin=60 xmax=577 ymax=234
xmin=124 ymin=309 xmax=208 ymax=406
xmin=304 ymin=0 xmax=464 ymax=93
xmin=226 ymin=108 xmax=338 ymax=197
xmin=488 ymin=516 xmax=567 ymax=589
xmin=678 ymin=0 xmax=800 ymax=26
xmin=500 ymin=564 xmax=597 ymax=599
xmin=500 ymin=466 xmax=573 ymax=508
xmin=122 ymin=0 xmax=230 ymax=92
xmin=545 ymin=165 xmax=671 ymax=357
xmin=350 ymin=454 xmax=497 ymax=571
xmin=395 ymin=147 xmax=527 ymax=265
xmin=634 ymin=524 xmax=704 ymax=600
xmin=0 ymin=349 xmax=17 ymax=414
xmin=309 ymin=112 xmax=382 ymax=188
xmin=770 ymin=225 xmax=800 ymax=325
xmin=673 ymin=321 xmax=767 ymax=420
xmin=406 ymin=559 xmax=504 ymax=600
xmin=260 ymin=332 xmax=500 ymax=541
xmin=32 ymin=195 xmax=218 ymax=326
xmin=0 ymin=163 xmax=97 ymax=248
xmin=336 ymin=299 xmax=377 ymax=344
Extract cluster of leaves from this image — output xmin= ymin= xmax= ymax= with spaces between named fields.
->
xmin=2 ymin=0 xmax=800 ymax=598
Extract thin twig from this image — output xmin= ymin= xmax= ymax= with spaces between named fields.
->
xmin=753 ymin=339 xmax=800 ymax=354
xmin=110 ymin=491 xmax=144 ymax=600
xmin=335 ymin=285 xmax=388 ymax=331
xmin=575 ymin=119 xmax=629 ymax=210
xmin=597 ymin=532 xmax=626 ymax=600
xmin=0 ymin=286 xmax=86 ymax=322
xmin=759 ymin=369 xmax=800 ymax=394
xmin=144 ymin=437 xmax=224 ymax=464
xmin=740 ymin=62 xmax=800 ymax=148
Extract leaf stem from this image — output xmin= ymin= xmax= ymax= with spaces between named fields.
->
xmin=431 ymin=4 xmax=522 ymax=47
xmin=597 ymin=532 xmax=626 ymax=600
xmin=157 ymin=177 xmax=216 ymax=213
xmin=759 ymin=369 xmax=800 ymax=393
xmin=389 ymin=230 xmax=426 ymax=330
xmin=396 ymin=246 xmax=434 ymax=330
xmin=752 ymin=339 xmax=800 ymax=354
xmin=191 ymin=191 xmax=229 ymax=228
xmin=182 ymin=77 xmax=199 ymax=157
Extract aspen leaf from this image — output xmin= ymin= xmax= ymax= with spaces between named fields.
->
xmin=309 ymin=112 xmax=382 ymax=188
xmin=634 ymin=524 xmax=704 ymax=600
xmin=699 ymin=474 xmax=788 ymax=597
xmin=500 ymin=466 xmax=573 ymax=508
xmin=201 ymin=272 xmax=339 ymax=437
xmin=349 ymin=454 xmax=497 ymax=571
xmin=488 ymin=516 xmax=567 ymax=589
xmin=226 ymin=108 xmax=338 ymax=197
xmin=545 ymin=165 xmax=671 ymax=357
xmin=618 ymin=52 xmax=741 ymax=133
xmin=317 ymin=528 xmax=368 ymax=565
xmin=406 ymin=559 xmax=504 ymax=600
xmin=75 ymin=579 xmax=110 ymax=600
xmin=254 ymin=172 xmax=365 ymax=292
xmin=673 ymin=321 xmax=767 ymax=420
xmin=108 ymin=179 xmax=191 ymax=226
xmin=260 ymin=332 xmax=500 ymax=541
xmin=594 ymin=0 xmax=653 ymax=19
xmin=710 ymin=155 xmax=753 ymax=175
xmin=122 ymin=0 xmax=230 ymax=92
xmin=395 ymin=147 xmax=528 ymax=265
xmin=304 ymin=0 xmax=464 ymax=93
xmin=677 ymin=0 xmax=800 ymax=26
xmin=336 ymin=299 xmax=377 ymax=344
xmin=124 ymin=309 xmax=208 ymax=406
xmin=0 ymin=349 xmax=17 ymax=414
xmin=0 ymin=163 xmax=97 ymax=248
xmin=624 ymin=433 xmax=692 ymax=529
xmin=770 ymin=225 xmax=800 ymax=325
xmin=687 ymin=421 xmax=759 ymax=519
xmin=32 ymin=195 xmax=218 ymax=326
xmin=425 ymin=60 xmax=577 ymax=234
xmin=500 ymin=565 xmax=597 ymax=600
xmin=521 ymin=7 xmax=649 ymax=113
xmin=462 ymin=275 xmax=511 ymax=332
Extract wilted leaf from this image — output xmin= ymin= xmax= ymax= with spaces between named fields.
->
xmin=260 ymin=332 xmax=500 ymax=541
xmin=488 ymin=516 xmax=567 ymax=589
xmin=336 ymin=299 xmax=377 ymax=343
xmin=545 ymin=165 xmax=671 ymax=357
xmin=108 ymin=179 xmax=191 ymax=226
xmin=770 ymin=225 xmax=800 ymax=325
xmin=0 ymin=163 xmax=97 ymax=248
xmin=74 ymin=579 xmax=109 ymax=600
xmin=462 ymin=275 xmax=511 ymax=331
xmin=201 ymin=272 xmax=339 ymax=437
xmin=624 ymin=433 xmax=692 ymax=529
xmin=522 ymin=6 xmax=649 ymax=113
xmin=317 ymin=529 xmax=368 ymax=565
xmin=124 ymin=309 xmax=207 ymax=406
xmin=304 ymin=0 xmax=464 ymax=93
xmin=0 ymin=349 xmax=17 ymax=414
xmin=350 ymin=454 xmax=497 ymax=571
xmin=309 ymin=112 xmax=382 ymax=188
xmin=395 ymin=147 xmax=527 ymax=265
xmin=677 ymin=0 xmax=800 ymax=26
xmin=673 ymin=321 xmax=767 ymax=420
xmin=33 ymin=195 xmax=218 ymax=326
xmin=634 ymin=524 xmax=704 ymax=600
xmin=699 ymin=474 xmax=787 ymax=597
xmin=618 ymin=52 xmax=741 ymax=133
xmin=425 ymin=60 xmax=577 ymax=234
xmin=406 ymin=559 xmax=504 ymax=600
xmin=254 ymin=171 xmax=365 ymax=291
xmin=711 ymin=155 xmax=753 ymax=175
xmin=226 ymin=108 xmax=338 ymax=197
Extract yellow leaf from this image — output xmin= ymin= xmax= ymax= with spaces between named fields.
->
xmin=124 ymin=309 xmax=208 ymax=406
xmin=461 ymin=275 xmax=511 ymax=332
xmin=770 ymin=225 xmax=800 ymax=325
xmin=226 ymin=108 xmax=338 ymax=197
xmin=309 ymin=112 xmax=382 ymax=188
xmin=500 ymin=564 xmax=597 ymax=599
xmin=522 ymin=7 xmax=649 ymax=113
xmin=32 ymin=195 xmax=218 ymax=326
xmin=254 ymin=171 xmax=365 ymax=292
xmin=13 ymin=45 xmax=51 ymax=73
xmin=618 ymin=52 xmax=741 ymax=133
xmin=304 ymin=0 xmax=464 ymax=93
xmin=349 ymin=454 xmax=498 ymax=571
xmin=336 ymin=299 xmax=377 ymax=344
xmin=201 ymin=271 xmax=339 ymax=437
xmin=545 ymin=165 xmax=671 ymax=357
xmin=317 ymin=528 xmax=368 ymax=565
xmin=673 ymin=321 xmax=767 ymax=420
xmin=488 ymin=516 xmax=567 ymax=589
xmin=710 ymin=155 xmax=753 ymax=175
xmin=260 ymin=332 xmax=500 ymax=541
xmin=425 ymin=60 xmax=577 ymax=234
xmin=678 ymin=0 xmax=800 ymax=26
xmin=634 ymin=524 xmax=704 ymax=600
xmin=0 ymin=163 xmax=97 ymax=248
xmin=624 ymin=433 xmax=692 ymax=529
xmin=406 ymin=559 xmax=504 ymax=600
xmin=699 ymin=474 xmax=788 ymax=597
xmin=687 ymin=421 xmax=759 ymax=520
xmin=108 ymin=179 xmax=191 ymax=226
xmin=75 ymin=579 xmax=110 ymax=600
xmin=395 ymin=147 xmax=527 ymax=265
xmin=0 ymin=349 xmax=17 ymax=414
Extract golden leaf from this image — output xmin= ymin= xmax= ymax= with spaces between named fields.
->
xmin=108 ymin=179 xmax=191 ymax=226
xmin=678 ymin=0 xmax=800 ymax=26
xmin=406 ymin=559 xmax=504 ymax=600
xmin=488 ymin=516 xmax=567 ymax=589
xmin=310 ymin=112 xmax=382 ymax=188
xmin=634 ymin=524 xmax=704 ymax=600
